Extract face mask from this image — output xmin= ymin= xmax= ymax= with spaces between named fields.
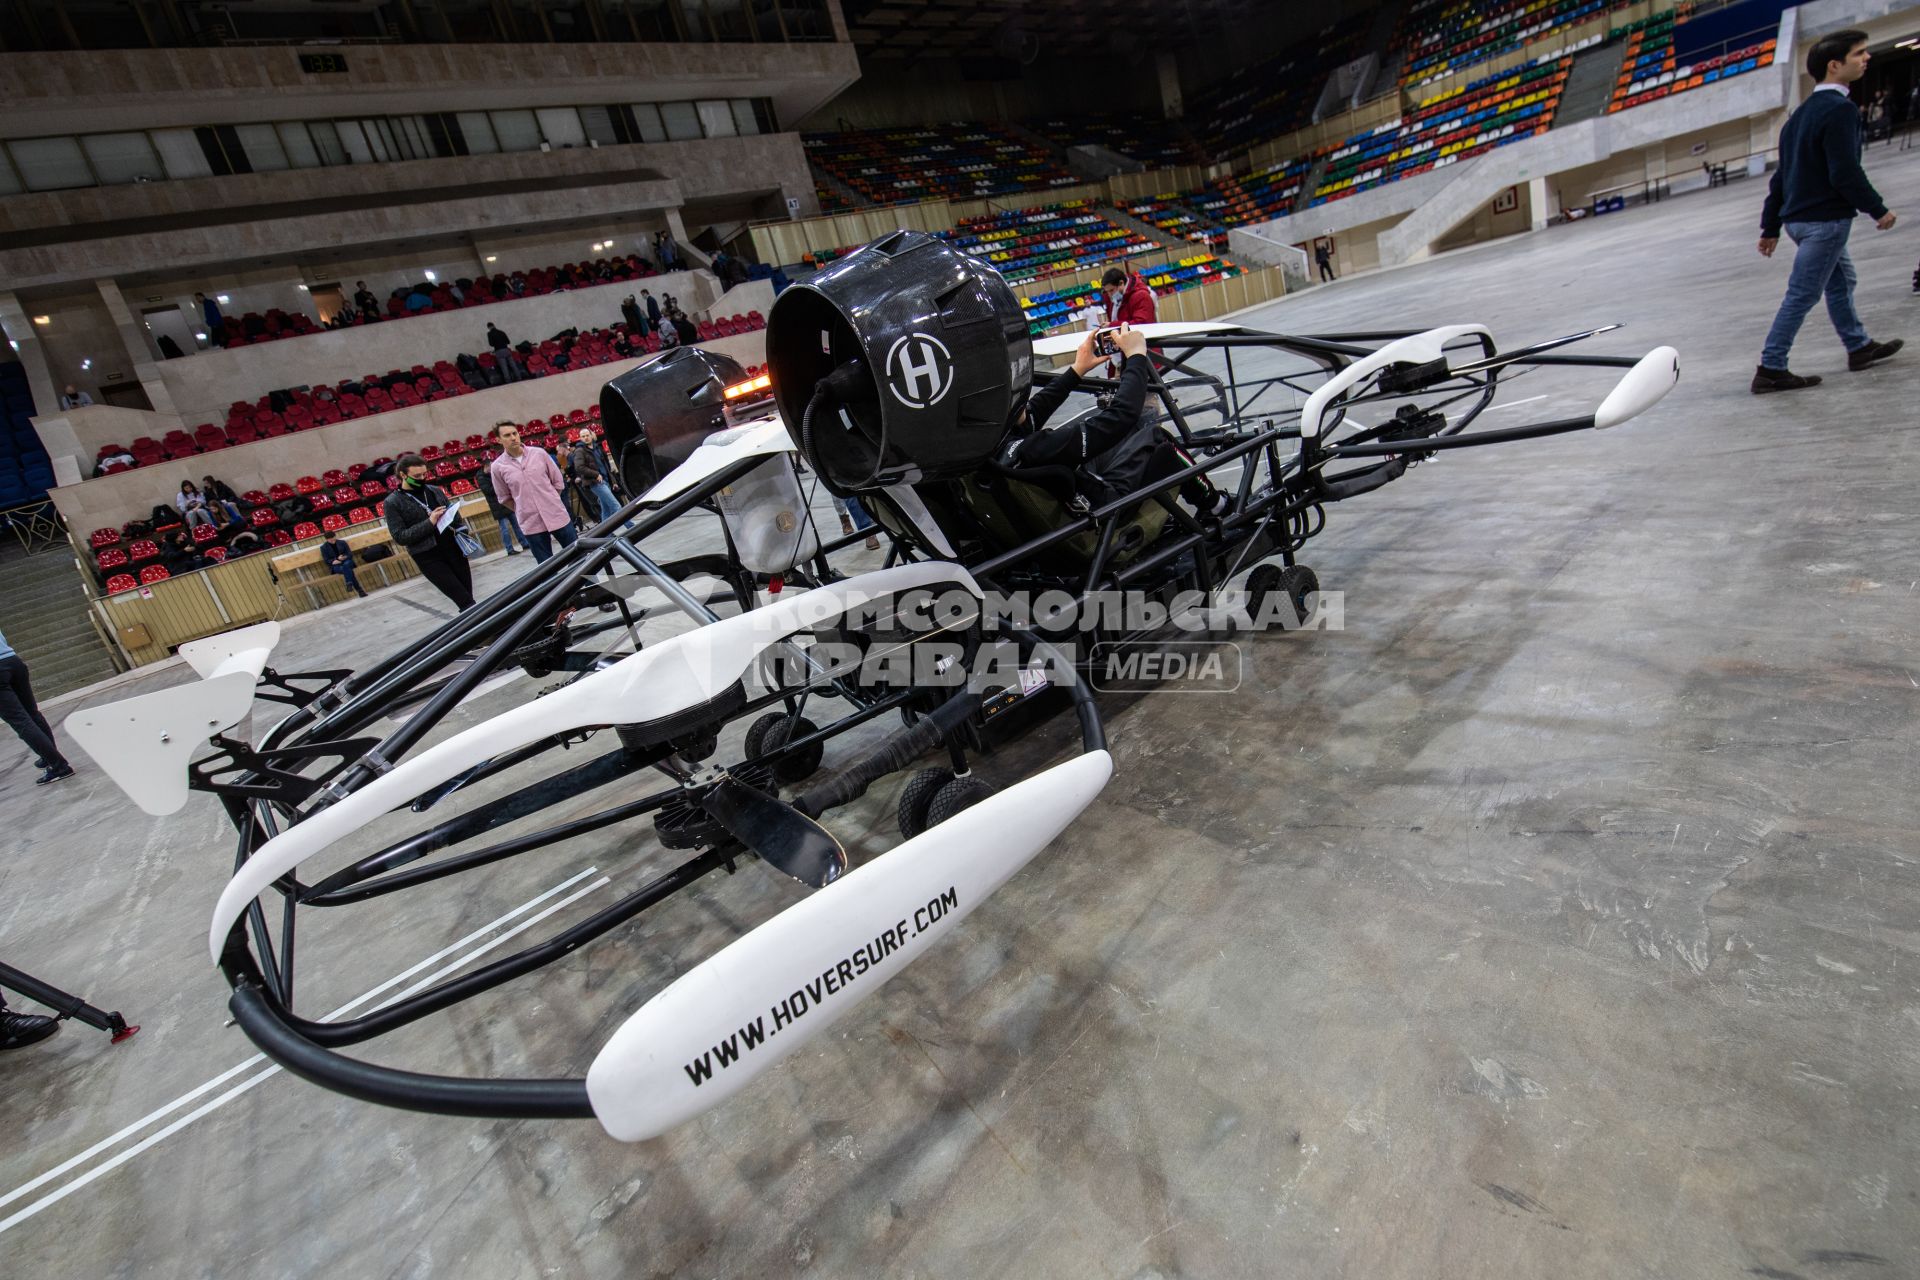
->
xmin=403 ymin=473 xmax=425 ymax=489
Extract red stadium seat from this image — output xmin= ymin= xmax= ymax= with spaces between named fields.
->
xmin=203 ymin=546 xmax=227 ymax=563
xmin=263 ymin=529 xmax=292 ymax=547
xmin=89 ymin=527 xmax=121 ymax=549
xmin=448 ymin=478 xmax=475 ymax=495
xmin=268 ymin=483 xmax=295 ymax=502
xmin=292 ymin=522 xmax=320 ymax=540
xmin=333 ymin=486 xmax=359 ymax=505
xmin=359 ymin=480 xmax=387 ymax=499
xmin=295 ymin=475 xmax=321 ymax=494
xmin=106 ymin=573 xmax=138 ymax=594
xmin=307 ymin=493 xmax=333 ymax=512
xmin=347 ymin=506 xmax=375 ymax=524
xmin=240 ymin=490 xmax=269 ymax=508
xmin=96 ymin=547 xmax=128 ymax=570
xmin=191 ymin=523 xmax=218 ymax=544
xmin=321 ymin=469 xmax=348 ymax=487
xmin=139 ymin=565 xmax=171 ymax=585
xmin=127 ymin=539 xmax=159 ymax=564
xmin=250 ymin=508 xmax=279 ymax=528
xmin=321 ymin=514 xmax=348 ymax=533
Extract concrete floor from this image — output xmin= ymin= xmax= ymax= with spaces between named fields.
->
xmin=5 ymin=145 xmax=1919 ymax=1279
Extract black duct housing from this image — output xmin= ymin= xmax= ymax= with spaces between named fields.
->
xmin=766 ymin=230 xmax=1033 ymax=492
xmin=598 ymin=346 xmax=748 ymax=493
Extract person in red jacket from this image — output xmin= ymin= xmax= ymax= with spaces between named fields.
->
xmin=1102 ymin=266 xmax=1157 ymax=327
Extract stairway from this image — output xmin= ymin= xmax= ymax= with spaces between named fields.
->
xmin=807 ymin=162 xmax=864 ymax=213
xmin=1553 ymin=40 xmax=1628 ymax=130
xmin=0 ymin=542 xmax=120 ymax=698
xmin=1100 ymin=203 xmax=1212 ymax=257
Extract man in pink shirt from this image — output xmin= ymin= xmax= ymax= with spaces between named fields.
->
xmin=488 ymin=421 xmax=577 ymax=562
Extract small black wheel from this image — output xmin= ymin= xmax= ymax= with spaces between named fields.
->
xmin=897 ymin=767 xmax=954 ymax=839
xmin=1247 ymin=563 xmax=1319 ymax=628
xmin=744 ymin=713 xmax=823 ymax=783
xmin=926 ymin=776 xmax=995 ymax=827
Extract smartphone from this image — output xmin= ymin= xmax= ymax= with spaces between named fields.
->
xmin=1093 ymin=328 xmax=1118 ymax=357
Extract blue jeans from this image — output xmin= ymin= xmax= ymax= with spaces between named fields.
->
xmin=523 ymin=522 xmax=578 ymax=563
xmin=1761 ymin=219 xmax=1870 ymax=368
xmin=495 ymin=510 xmax=528 ymax=552
xmin=588 ymin=482 xmax=620 ymax=524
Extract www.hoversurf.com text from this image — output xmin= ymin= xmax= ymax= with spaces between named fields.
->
xmin=682 ymin=887 xmax=960 ymax=1086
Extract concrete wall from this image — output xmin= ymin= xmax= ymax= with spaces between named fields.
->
xmin=142 ymin=268 xmax=721 ymax=426
xmin=0 ymin=42 xmax=860 ymax=142
xmin=0 ymin=134 xmax=819 ymax=290
xmin=45 ymin=328 xmax=767 ymax=535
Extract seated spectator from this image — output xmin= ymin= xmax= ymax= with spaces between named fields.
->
xmin=508 ymin=271 xmax=528 ymax=296
xmin=404 ymin=284 xmax=432 ymax=313
xmin=201 ymin=475 xmax=246 ymax=525
xmin=228 ymin=529 xmax=264 ymax=557
xmin=320 ymin=531 xmax=367 ymax=599
xmin=175 ymin=481 xmax=217 ymax=530
xmin=59 ymin=384 xmax=94 ymax=409
xmin=671 ymin=310 xmax=698 ymax=346
xmin=92 ymin=448 xmax=134 ymax=476
xmin=162 ymin=530 xmax=206 ymax=574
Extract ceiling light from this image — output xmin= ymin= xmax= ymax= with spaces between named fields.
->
xmin=297 ymin=284 xmax=309 ymax=291
xmin=485 ymin=255 xmax=498 ymax=263
xmin=195 ymin=331 xmax=208 ymax=341
xmin=425 ymin=270 xmax=437 ymax=281
xmin=81 ymin=358 xmax=92 ymax=370
xmin=32 ymin=315 xmax=50 ymax=326
xmin=217 ymin=294 xmax=230 ymax=304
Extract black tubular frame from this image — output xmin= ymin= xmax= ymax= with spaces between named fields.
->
xmin=193 ymin=320 xmax=1664 ymax=1120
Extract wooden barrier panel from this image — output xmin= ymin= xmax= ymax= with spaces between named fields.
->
xmin=95 ymin=499 xmax=500 ymax=668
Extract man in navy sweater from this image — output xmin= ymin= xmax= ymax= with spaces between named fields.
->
xmin=1754 ymin=29 xmax=1901 ymax=393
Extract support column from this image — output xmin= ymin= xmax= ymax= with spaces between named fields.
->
xmin=95 ymin=279 xmax=179 ymax=418
xmin=1528 ymin=176 xmax=1551 ymax=231
xmin=1158 ymin=53 xmax=1184 ymax=120
xmin=664 ymin=209 xmax=713 ymax=268
xmin=0 ymin=292 xmax=61 ymax=418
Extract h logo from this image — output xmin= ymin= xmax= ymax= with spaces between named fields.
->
xmin=884 ymin=333 xmax=954 ymax=410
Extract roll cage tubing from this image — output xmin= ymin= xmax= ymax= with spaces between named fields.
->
xmin=201 ymin=322 xmax=1670 ymax=1116
xmin=219 ymin=630 xmax=1106 ymax=1120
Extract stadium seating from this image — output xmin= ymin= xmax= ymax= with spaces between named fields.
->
xmin=1018 ymin=254 xmax=1246 ymax=334
xmin=804 ymin=123 xmax=1079 ymax=206
xmin=1031 ymin=117 xmax=1206 ymax=168
xmin=0 ymin=362 xmax=57 ymax=506
xmin=1609 ymin=9 xmax=1775 ymax=114
xmin=1396 ymin=0 xmax=1630 ymax=87
xmin=942 ymin=201 xmax=1156 ymax=285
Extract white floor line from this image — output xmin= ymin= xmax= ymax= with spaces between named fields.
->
xmin=0 ymin=865 xmax=605 ymax=1227
xmin=1481 ymin=394 xmax=1549 ymax=412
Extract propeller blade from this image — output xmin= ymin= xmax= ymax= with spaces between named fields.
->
xmin=701 ymin=775 xmax=847 ymax=888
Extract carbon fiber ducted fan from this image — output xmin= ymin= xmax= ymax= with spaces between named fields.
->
xmin=766 ymin=230 xmax=1034 ymax=492
xmin=599 ymin=346 xmax=749 ymax=493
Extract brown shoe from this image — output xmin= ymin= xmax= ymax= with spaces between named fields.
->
xmin=1847 ymin=338 xmax=1903 ymax=371
xmin=1751 ymin=366 xmax=1823 ymax=394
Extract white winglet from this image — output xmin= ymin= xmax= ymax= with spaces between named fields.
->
xmin=585 ymin=749 xmax=1113 ymax=1141
xmin=178 ymin=620 xmax=281 ymax=681
xmin=639 ymin=417 xmax=793 ymax=507
xmin=1593 ymin=345 xmax=1679 ymax=429
xmin=66 ymin=673 xmax=260 ymax=816
xmin=66 ymin=620 xmax=283 ymax=817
